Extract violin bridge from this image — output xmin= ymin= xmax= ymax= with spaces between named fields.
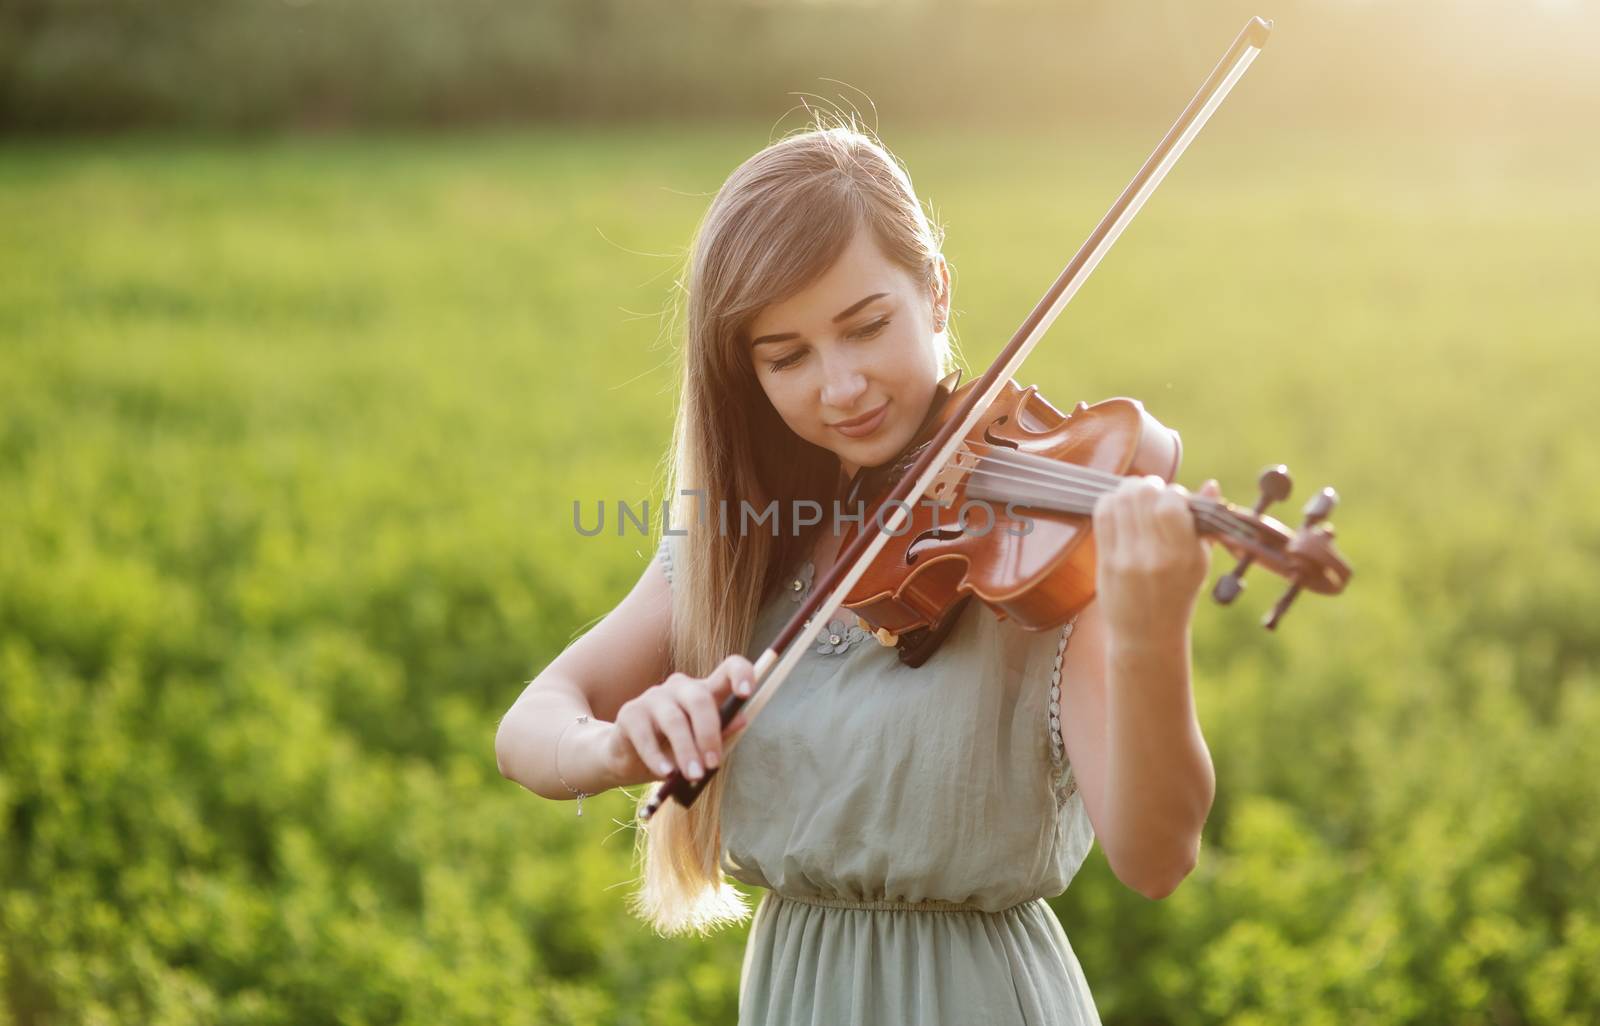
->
xmin=928 ymin=446 xmax=969 ymax=505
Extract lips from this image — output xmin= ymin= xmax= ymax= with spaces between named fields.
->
xmin=831 ymin=401 xmax=890 ymax=438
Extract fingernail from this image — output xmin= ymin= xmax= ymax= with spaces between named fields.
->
xmin=738 ymin=679 xmax=751 ymax=696
xmin=659 ymin=760 xmax=673 ymax=775
xmin=705 ymin=750 xmax=719 ymax=768
xmin=688 ymin=760 xmax=703 ymax=779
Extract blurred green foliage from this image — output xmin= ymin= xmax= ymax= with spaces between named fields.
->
xmin=3 ymin=0 xmax=1599 ymax=134
xmin=1 ymin=121 xmax=1598 ymax=1023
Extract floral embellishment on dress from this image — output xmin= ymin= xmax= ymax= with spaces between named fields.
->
xmin=814 ymin=616 xmax=869 ymax=655
xmin=790 ymin=557 xmax=871 ymax=657
xmin=788 ymin=560 xmax=815 ymax=602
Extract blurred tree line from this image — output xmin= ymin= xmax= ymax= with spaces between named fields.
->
xmin=2 ymin=0 xmax=1598 ymax=133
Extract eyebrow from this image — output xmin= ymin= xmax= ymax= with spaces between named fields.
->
xmin=749 ymin=292 xmax=889 ymax=347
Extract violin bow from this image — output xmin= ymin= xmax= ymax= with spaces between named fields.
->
xmin=642 ymin=15 xmax=1274 ymax=820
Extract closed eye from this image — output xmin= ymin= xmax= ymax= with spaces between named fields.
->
xmin=766 ymin=318 xmax=891 ymax=373
xmin=851 ymin=317 xmax=890 ymax=340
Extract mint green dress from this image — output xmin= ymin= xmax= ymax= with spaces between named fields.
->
xmin=657 ymin=535 xmax=1102 ymax=1025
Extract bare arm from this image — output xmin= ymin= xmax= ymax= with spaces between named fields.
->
xmin=1060 ymin=475 xmax=1221 ymax=900
xmin=494 ymin=553 xmax=673 ymax=800
xmin=494 ymin=549 xmax=755 ymax=804
xmin=1059 ymin=598 xmax=1214 ymax=900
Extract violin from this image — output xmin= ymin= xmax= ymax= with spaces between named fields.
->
xmin=642 ymin=15 xmax=1338 ymax=821
xmin=836 ymin=371 xmax=1354 ymax=668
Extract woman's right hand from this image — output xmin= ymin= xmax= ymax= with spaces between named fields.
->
xmin=602 ymin=655 xmax=759 ymax=787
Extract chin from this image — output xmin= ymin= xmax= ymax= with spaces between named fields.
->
xmin=821 ymin=412 xmax=914 ymax=472
xmin=848 ymin=439 xmax=902 ymax=470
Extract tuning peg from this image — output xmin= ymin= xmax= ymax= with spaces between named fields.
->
xmin=1300 ymin=485 xmax=1338 ymax=527
xmin=1212 ymin=465 xmax=1293 ymax=605
xmin=1262 ymin=486 xmax=1339 ymax=630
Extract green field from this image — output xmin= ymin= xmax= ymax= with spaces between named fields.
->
xmin=2 ymin=124 xmax=1597 ymax=1024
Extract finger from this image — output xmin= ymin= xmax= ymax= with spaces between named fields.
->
xmin=1092 ymin=480 xmax=1122 ymax=567
xmin=1091 ymin=501 xmax=1116 ymax=573
xmin=1122 ymin=477 xmax=1160 ymax=566
xmin=622 ymin=714 xmax=676 ymax=779
xmin=710 ymin=654 xmax=756 ymax=700
xmin=652 ymin=699 xmax=704 ymax=780
xmin=680 ymin=677 xmax=725 ymax=769
xmin=1152 ymin=483 xmax=1195 ymax=552
xmin=1198 ymin=478 xmax=1222 ymax=546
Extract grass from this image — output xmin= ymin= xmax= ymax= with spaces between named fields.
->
xmin=1 ymin=121 xmax=1597 ymax=1023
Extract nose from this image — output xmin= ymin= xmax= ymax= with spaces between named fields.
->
xmin=819 ymin=354 xmax=869 ymax=412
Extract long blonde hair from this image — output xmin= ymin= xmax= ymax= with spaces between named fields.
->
xmin=628 ymin=114 xmax=958 ymax=936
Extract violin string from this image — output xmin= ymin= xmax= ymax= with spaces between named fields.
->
xmin=909 ymin=433 xmax=1257 ymax=546
xmin=961 ymin=439 xmax=1212 ymax=496
xmin=955 ymin=458 xmax=1105 ymax=513
xmin=953 ymin=449 xmax=1114 ymax=504
xmin=954 ymin=460 xmax=1253 ymax=547
xmin=953 ymin=444 xmax=1241 ymax=537
xmin=956 ymin=445 xmax=1250 ymax=540
xmin=961 ymin=458 xmax=1255 ymax=547
xmin=961 ymin=440 xmax=1129 ymax=488
xmin=954 ymin=441 xmax=1236 ymax=527
xmin=947 ymin=448 xmax=1258 ymax=547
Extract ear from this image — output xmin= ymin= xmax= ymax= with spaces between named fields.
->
xmin=931 ymin=254 xmax=951 ymax=322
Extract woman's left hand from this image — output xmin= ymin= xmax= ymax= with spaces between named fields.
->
xmin=1091 ymin=475 xmax=1223 ymax=636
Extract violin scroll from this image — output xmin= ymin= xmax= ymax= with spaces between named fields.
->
xmin=1211 ymin=464 xmax=1292 ymax=604
xmin=1203 ymin=468 xmax=1352 ymax=629
xmin=1264 ymin=485 xmax=1347 ymax=630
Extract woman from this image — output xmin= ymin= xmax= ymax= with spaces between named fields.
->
xmin=495 ymin=118 xmax=1221 ymax=1025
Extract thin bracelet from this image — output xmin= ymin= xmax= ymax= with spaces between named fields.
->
xmin=555 ymin=714 xmax=594 ymax=817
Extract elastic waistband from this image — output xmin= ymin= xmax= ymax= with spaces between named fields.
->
xmin=769 ymin=892 xmax=1032 ymax=914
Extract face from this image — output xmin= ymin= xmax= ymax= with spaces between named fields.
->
xmin=747 ymin=225 xmax=950 ymax=482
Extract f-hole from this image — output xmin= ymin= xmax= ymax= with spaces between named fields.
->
xmin=983 ymin=414 xmax=1019 ymax=450
xmin=906 ymin=525 xmax=964 ymax=565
